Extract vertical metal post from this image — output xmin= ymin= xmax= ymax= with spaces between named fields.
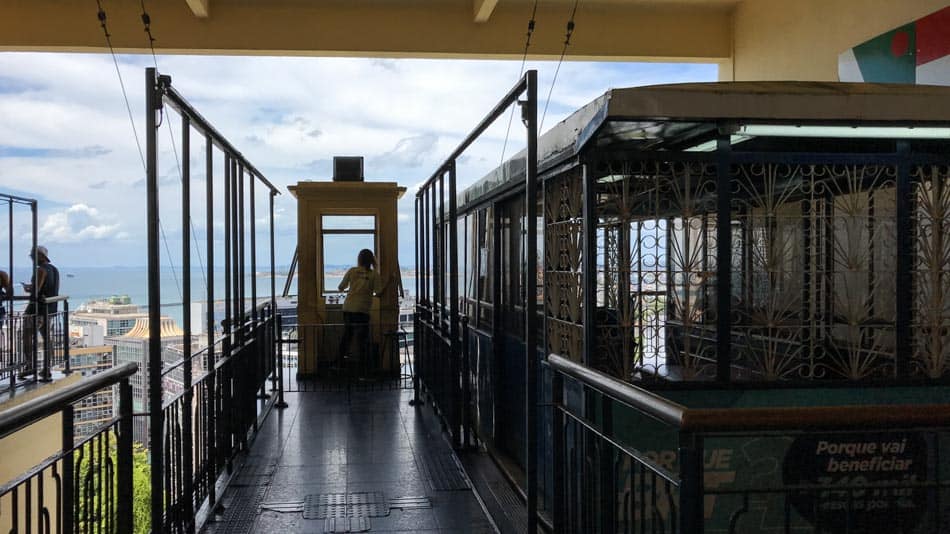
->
xmin=224 ymin=155 xmax=232 ymax=345
xmin=429 ymin=184 xmax=436 ymax=394
xmin=181 ymin=115 xmax=195 ymax=532
xmin=895 ymin=141 xmax=912 ymax=378
xmin=31 ymin=200 xmax=38 ymax=377
xmin=238 ymin=164 xmax=246 ymax=332
xmin=715 ymin=135 xmax=733 ymax=382
xmin=61 ymin=404 xmax=74 ymax=534
xmin=437 ymin=174 xmax=445 ymax=325
xmin=205 ymin=136 xmax=215 ymax=365
xmin=205 ymin=133 xmax=218 ymax=507
xmin=271 ymin=192 xmax=287 ymax=408
xmin=524 ymin=69 xmax=539 ymax=534
xmin=145 ymin=66 xmax=165 ymax=534
xmin=678 ymin=433 xmax=705 ymax=533
xmin=551 ymin=370 xmax=564 ymax=532
xmin=250 ymin=175 xmax=257 ymax=322
xmin=461 ymin=315 xmax=470 ymax=448
xmin=411 ymin=196 xmax=422 ymax=406
xmin=802 ymin=194 xmax=813 ymax=374
xmin=40 ymin=306 xmax=51 ymax=381
xmin=449 ymin=162 xmax=461 ymax=448
xmin=117 ymin=378 xmax=134 ymax=534
xmin=581 ymin=164 xmax=596 ymax=368
xmin=491 ymin=201 xmax=502 ymax=420
xmin=62 ymin=300 xmax=70 ymax=374
xmin=234 ymin=165 xmax=247 ymax=341
xmin=601 ymin=397 xmax=615 ymax=532
xmin=7 ymin=199 xmax=12 ymax=385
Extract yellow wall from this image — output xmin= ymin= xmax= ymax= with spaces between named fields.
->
xmin=1 ymin=1 xmax=731 ymax=62
xmin=728 ymin=0 xmax=950 ymax=81
xmin=0 ymin=375 xmax=81 ymax=532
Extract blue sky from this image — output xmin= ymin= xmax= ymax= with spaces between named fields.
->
xmin=0 ymin=52 xmax=717 ymax=270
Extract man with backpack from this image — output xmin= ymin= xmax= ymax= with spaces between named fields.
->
xmin=21 ymin=245 xmax=60 ymax=377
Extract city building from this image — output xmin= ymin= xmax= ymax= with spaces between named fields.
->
xmin=106 ymin=316 xmax=183 ymax=445
xmin=61 ymin=346 xmax=116 ymax=441
xmin=72 ymin=295 xmax=147 ymax=338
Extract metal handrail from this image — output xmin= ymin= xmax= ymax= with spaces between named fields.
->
xmin=0 ymin=361 xmax=138 ymax=439
xmin=160 ymin=80 xmax=280 ymax=195
xmin=549 ymin=352 xmax=950 ymax=433
xmin=547 ymin=353 xmax=687 ymax=427
xmin=416 ymin=74 xmax=530 ymax=195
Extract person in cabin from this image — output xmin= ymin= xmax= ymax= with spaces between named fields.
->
xmin=336 ymin=248 xmax=386 ymax=371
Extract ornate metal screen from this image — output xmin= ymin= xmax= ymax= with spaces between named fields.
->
xmin=544 ymin=168 xmax=585 ymax=363
xmin=542 ymin=154 xmax=950 ymax=385
xmin=912 ymin=163 xmax=950 ymax=378
xmin=729 ymin=163 xmax=898 ymax=381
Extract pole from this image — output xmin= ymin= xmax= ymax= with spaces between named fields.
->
xmin=181 ymin=114 xmax=195 ymax=532
xmin=145 ymin=66 xmax=165 ymax=534
xmin=524 ymin=69 xmax=539 ymax=534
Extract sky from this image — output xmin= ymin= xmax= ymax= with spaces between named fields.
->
xmin=0 ymin=52 xmax=717 ymax=271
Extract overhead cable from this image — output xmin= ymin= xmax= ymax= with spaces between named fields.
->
xmin=139 ymin=0 xmax=209 ymax=296
xmin=540 ymin=0 xmax=579 ymax=133
xmin=500 ymin=0 xmax=540 ymax=167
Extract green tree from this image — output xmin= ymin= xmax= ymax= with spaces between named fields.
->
xmin=74 ymin=434 xmax=151 ymax=533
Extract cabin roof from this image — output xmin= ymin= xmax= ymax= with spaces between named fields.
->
xmin=459 ymin=81 xmax=950 ymax=209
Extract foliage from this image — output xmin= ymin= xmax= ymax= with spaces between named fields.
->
xmin=74 ymin=433 xmax=151 ymax=533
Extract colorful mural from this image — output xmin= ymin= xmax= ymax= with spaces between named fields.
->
xmin=839 ymin=6 xmax=950 ymax=85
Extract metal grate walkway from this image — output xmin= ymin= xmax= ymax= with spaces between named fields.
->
xmin=200 ymin=389 xmax=497 ymax=533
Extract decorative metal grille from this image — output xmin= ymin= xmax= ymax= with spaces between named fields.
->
xmin=592 ymin=159 xmax=719 ymax=380
xmin=911 ymin=164 xmax=950 ymax=379
xmin=561 ymin=155 xmax=950 ymax=384
xmin=730 ymin=163 xmax=900 ymax=381
xmin=544 ymin=168 xmax=585 ymax=363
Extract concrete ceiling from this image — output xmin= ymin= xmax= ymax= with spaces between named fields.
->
xmin=0 ymin=0 xmax=736 ymax=62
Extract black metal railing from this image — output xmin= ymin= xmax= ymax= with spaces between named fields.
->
xmin=413 ymin=69 xmax=539 ymax=528
xmin=1 ymin=295 xmax=71 ymax=390
xmin=146 ymin=66 xmax=283 ymax=533
xmin=414 ymin=306 xmax=469 ymax=446
xmin=546 ymin=352 xmax=950 ymax=533
xmin=0 ymin=361 xmax=137 ymax=534
xmin=279 ymin=321 xmax=414 ymax=392
xmin=151 ymin=305 xmax=279 ymax=533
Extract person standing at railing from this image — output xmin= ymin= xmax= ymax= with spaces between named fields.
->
xmin=336 ymin=248 xmax=391 ymax=373
xmin=21 ymin=245 xmax=59 ymax=376
xmin=0 ymin=269 xmax=11 ymax=320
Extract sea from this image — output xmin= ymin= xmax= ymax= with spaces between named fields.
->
xmin=10 ymin=266 xmax=302 ymax=327
xmin=10 ymin=265 xmax=415 ymax=327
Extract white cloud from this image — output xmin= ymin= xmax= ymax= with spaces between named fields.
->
xmin=0 ymin=52 xmax=716 ymax=266
xmin=40 ymin=203 xmax=126 ymax=243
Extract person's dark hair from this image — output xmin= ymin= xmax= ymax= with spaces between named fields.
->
xmin=357 ymin=249 xmax=376 ymax=270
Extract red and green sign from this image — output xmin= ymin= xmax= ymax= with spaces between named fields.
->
xmin=839 ymin=6 xmax=950 ymax=85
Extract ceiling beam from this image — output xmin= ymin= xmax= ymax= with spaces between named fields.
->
xmin=473 ymin=0 xmax=499 ymax=23
xmin=185 ymin=0 xmax=209 ymax=18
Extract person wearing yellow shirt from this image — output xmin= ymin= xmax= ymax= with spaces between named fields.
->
xmin=337 ymin=249 xmax=382 ymax=370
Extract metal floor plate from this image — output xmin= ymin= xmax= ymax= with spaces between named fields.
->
xmin=207 ymin=486 xmax=266 ymax=534
xmin=303 ymin=492 xmax=388 ymax=520
xmin=417 ymin=452 xmax=470 ymax=491
xmin=488 ymin=480 xmax=528 ymax=533
xmin=388 ymin=496 xmax=432 ymax=510
xmin=324 ymin=517 xmax=371 ymax=533
xmin=230 ymin=461 xmax=277 ymax=487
